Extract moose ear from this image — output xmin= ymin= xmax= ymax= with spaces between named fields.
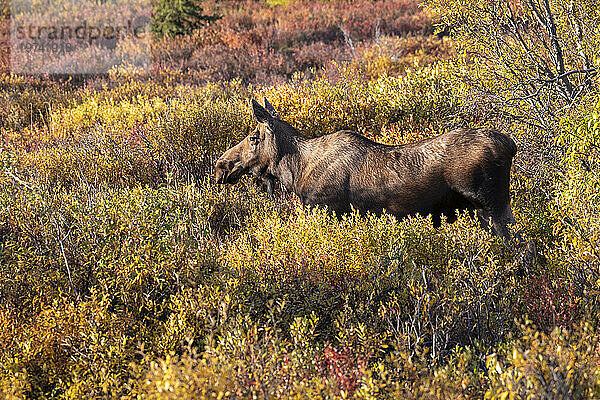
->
xmin=263 ymin=97 xmax=280 ymax=119
xmin=252 ymin=99 xmax=273 ymax=125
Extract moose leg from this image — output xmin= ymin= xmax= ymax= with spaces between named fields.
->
xmin=474 ymin=202 xmax=514 ymax=240
xmin=264 ymin=176 xmax=274 ymax=196
xmin=431 ymin=213 xmax=442 ymax=228
xmin=490 ymin=204 xmax=515 ymax=241
xmin=444 ymin=210 xmax=459 ymax=224
xmin=476 ymin=209 xmax=491 ymax=231
xmin=458 ymin=184 xmax=513 ymax=240
xmin=254 ymin=174 xmax=276 ymax=196
xmin=430 ymin=210 xmax=457 ymax=227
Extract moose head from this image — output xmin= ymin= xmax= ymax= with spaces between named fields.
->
xmin=214 ymin=98 xmax=283 ymax=185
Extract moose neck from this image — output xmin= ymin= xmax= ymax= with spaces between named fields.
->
xmin=267 ymin=122 xmax=309 ymax=193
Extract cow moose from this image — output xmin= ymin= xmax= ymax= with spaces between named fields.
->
xmin=215 ymin=98 xmax=518 ymax=239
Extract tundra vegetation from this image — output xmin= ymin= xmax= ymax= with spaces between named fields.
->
xmin=0 ymin=0 xmax=599 ymax=399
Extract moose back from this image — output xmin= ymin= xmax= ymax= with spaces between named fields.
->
xmin=215 ymin=99 xmax=517 ymax=238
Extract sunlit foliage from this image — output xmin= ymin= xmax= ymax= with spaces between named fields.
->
xmin=1 ymin=0 xmax=599 ymax=398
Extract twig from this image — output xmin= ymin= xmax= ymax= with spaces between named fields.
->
xmin=53 ymin=218 xmax=80 ymax=300
xmin=2 ymin=169 xmax=36 ymax=191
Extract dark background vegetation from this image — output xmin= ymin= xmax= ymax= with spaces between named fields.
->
xmin=0 ymin=0 xmax=599 ymax=398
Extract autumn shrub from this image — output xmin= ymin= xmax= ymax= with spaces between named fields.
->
xmin=357 ymin=35 xmax=455 ymax=80
xmin=153 ymin=0 xmax=436 ymax=83
xmin=226 ymin=202 xmax=523 ymax=357
xmin=0 ymin=74 xmax=78 ymax=132
xmin=0 ymin=179 xmax=267 ymax=312
xmin=135 ymin=349 xmax=236 ymax=399
xmin=0 ymin=178 xmax=277 ymax=397
xmin=485 ymin=323 xmax=600 ymax=400
xmin=0 ymin=297 xmax=137 ymax=398
xmin=130 ymin=207 xmax=536 ymax=399
xmin=11 ymin=80 xmax=251 ymax=188
xmin=136 ymin=311 xmax=374 ymax=399
xmin=262 ymin=62 xmax=460 ymax=139
xmin=423 ymin=0 xmax=600 ymax=135
xmin=552 ymin=154 xmax=600 ymax=325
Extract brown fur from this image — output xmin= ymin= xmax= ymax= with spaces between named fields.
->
xmin=215 ymin=99 xmax=518 ymax=238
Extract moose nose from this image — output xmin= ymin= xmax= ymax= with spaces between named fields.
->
xmin=215 ymin=159 xmax=233 ymax=184
xmin=215 ymin=170 xmax=227 ymax=184
xmin=216 ymin=159 xmax=233 ymax=169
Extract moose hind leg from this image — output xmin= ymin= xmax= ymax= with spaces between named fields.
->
xmin=476 ymin=209 xmax=491 ymax=231
xmin=431 ymin=213 xmax=442 ymax=228
xmin=473 ymin=207 xmax=509 ymax=240
xmin=473 ymin=203 xmax=514 ymax=240
xmin=491 ymin=204 xmax=515 ymax=241
xmin=456 ymin=164 xmax=514 ymax=240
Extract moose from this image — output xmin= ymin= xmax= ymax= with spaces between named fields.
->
xmin=215 ymin=98 xmax=518 ymax=239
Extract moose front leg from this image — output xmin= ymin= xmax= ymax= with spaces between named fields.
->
xmin=254 ymin=174 xmax=276 ymax=196
xmin=263 ymin=175 xmax=274 ymax=196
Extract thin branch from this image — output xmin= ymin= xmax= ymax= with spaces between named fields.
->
xmin=2 ymin=169 xmax=36 ymax=191
xmin=53 ymin=218 xmax=80 ymax=300
xmin=536 ymin=68 xmax=597 ymax=83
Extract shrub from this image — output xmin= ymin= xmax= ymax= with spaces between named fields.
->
xmin=153 ymin=0 xmax=437 ymax=83
xmin=423 ymin=0 xmax=600 ymax=135
xmin=15 ymin=80 xmax=252 ymax=188
xmin=486 ymin=323 xmax=600 ymax=400
xmin=262 ymin=63 xmax=460 ymax=139
xmin=0 ymin=74 xmax=77 ymax=132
